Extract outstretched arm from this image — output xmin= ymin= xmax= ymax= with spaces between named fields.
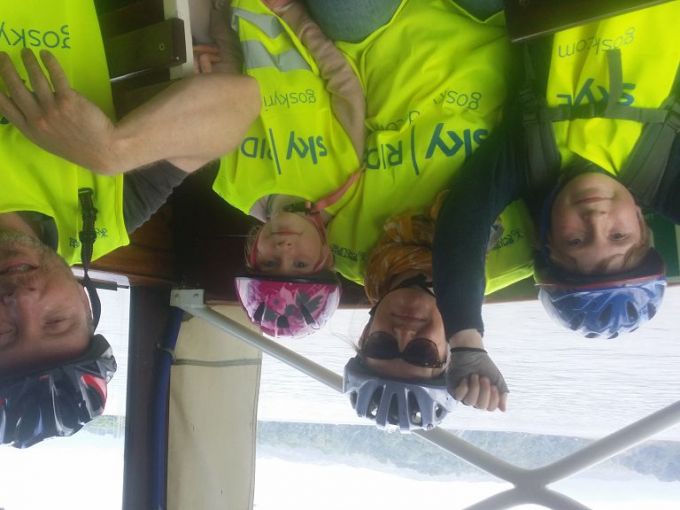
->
xmin=432 ymin=112 xmax=528 ymax=412
xmin=0 ymin=49 xmax=260 ymax=174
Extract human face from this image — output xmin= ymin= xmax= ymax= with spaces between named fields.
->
xmin=0 ymin=232 xmax=91 ymax=377
xmin=549 ymin=173 xmax=644 ymax=274
xmin=254 ymin=212 xmax=327 ymax=275
xmin=360 ymin=287 xmax=447 ymax=380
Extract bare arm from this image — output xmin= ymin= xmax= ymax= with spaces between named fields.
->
xmin=0 ymin=49 xmax=260 ymax=174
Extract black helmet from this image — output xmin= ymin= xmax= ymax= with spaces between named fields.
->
xmin=0 ymin=335 xmax=116 ymax=448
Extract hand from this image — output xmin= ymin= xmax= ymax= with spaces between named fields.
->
xmin=0 ymin=49 xmax=119 ymax=174
xmin=193 ymin=44 xmax=222 ymax=74
xmin=447 ymin=348 xmax=509 ymax=412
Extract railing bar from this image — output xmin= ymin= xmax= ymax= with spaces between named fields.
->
xmin=416 ymin=428 xmax=529 ymax=484
xmin=532 ymin=400 xmax=680 ymax=485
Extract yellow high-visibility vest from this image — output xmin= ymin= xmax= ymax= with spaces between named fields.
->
xmin=327 ymin=0 xmax=535 ymax=293
xmin=548 ymin=0 xmax=680 ymax=175
xmin=212 ymin=0 xmax=361 ymax=214
xmin=0 ymin=0 xmax=127 ymax=264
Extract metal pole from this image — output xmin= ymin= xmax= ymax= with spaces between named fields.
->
xmin=416 ymin=427 xmax=529 ymax=484
xmin=532 ymin=400 xmax=680 ymax=485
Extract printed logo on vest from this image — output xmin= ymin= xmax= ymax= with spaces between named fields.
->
xmin=433 ymin=89 xmax=482 ymax=111
xmin=69 ymin=228 xmax=109 ymax=248
xmin=365 ymin=142 xmax=403 ymax=171
xmin=239 ymin=131 xmax=329 ymax=167
xmin=425 ymin=124 xmax=488 ymax=160
xmin=556 ymin=27 xmax=635 ymax=59
xmin=489 ymin=228 xmax=524 ymax=251
xmin=373 ymin=110 xmax=421 ymax=132
xmin=0 ymin=22 xmax=71 ymax=50
xmin=262 ymin=89 xmax=317 ymax=110
xmin=555 ymin=78 xmax=636 ymax=107
xmin=331 ymin=244 xmax=365 ymax=263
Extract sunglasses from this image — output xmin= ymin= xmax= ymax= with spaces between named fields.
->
xmin=360 ymin=331 xmax=447 ymax=368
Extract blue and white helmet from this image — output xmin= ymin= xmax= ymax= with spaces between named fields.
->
xmin=343 ymin=356 xmax=455 ymax=432
xmin=535 ymin=249 xmax=666 ymax=339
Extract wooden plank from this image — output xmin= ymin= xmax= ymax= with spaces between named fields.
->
xmin=104 ymin=18 xmax=187 ymax=79
xmin=505 ymin=0 xmax=674 ymax=42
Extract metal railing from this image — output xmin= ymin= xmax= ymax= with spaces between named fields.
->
xmin=171 ymin=289 xmax=680 ymax=510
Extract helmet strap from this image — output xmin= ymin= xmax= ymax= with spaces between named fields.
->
xmin=78 ymin=188 xmax=102 ymax=329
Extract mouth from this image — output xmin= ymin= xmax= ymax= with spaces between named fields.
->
xmin=391 ymin=313 xmax=427 ymax=323
xmin=271 ymin=231 xmax=301 ymax=237
xmin=574 ymin=197 xmax=611 ymax=205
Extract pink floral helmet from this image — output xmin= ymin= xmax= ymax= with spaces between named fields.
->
xmin=235 ymin=273 xmax=341 ymax=338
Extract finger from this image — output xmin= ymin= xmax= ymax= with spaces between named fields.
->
xmin=475 ymin=377 xmax=491 ymax=410
xmin=498 ymin=392 xmax=509 ymax=413
xmin=193 ymin=44 xmax=220 ymax=54
xmin=0 ymin=52 xmax=41 ymax=119
xmin=39 ymin=50 xmax=71 ymax=95
xmin=452 ymin=377 xmax=468 ymax=401
xmin=487 ymin=385 xmax=500 ymax=412
xmin=0 ymin=92 xmax=26 ymax=129
xmin=462 ymin=374 xmax=480 ymax=407
xmin=21 ymin=49 xmax=54 ymax=106
xmin=199 ymin=53 xmax=213 ymax=74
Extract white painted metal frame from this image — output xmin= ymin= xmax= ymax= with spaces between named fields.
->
xmin=171 ymin=289 xmax=680 ymax=510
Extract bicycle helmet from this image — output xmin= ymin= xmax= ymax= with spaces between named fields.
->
xmin=235 ymin=272 xmax=341 ymax=338
xmin=535 ymin=248 xmax=666 ymax=338
xmin=343 ymin=356 xmax=455 ymax=432
xmin=0 ymin=334 xmax=116 ymax=448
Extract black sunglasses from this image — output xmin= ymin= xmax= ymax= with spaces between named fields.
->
xmin=360 ymin=331 xmax=447 ymax=368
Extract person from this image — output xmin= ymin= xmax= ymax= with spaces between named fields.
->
xmin=344 ymin=203 xmax=508 ymax=431
xmin=208 ymin=0 xmax=537 ymax=340
xmin=0 ymin=1 xmax=259 ymax=447
xmin=432 ymin=1 xmax=680 ymax=407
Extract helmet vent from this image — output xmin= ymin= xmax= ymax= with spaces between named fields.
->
xmin=253 ymin=303 xmax=265 ymax=323
xmin=647 ymin=303 xmax=657 ymax=319
xmin=599 ymin=305 xmax=612 ymax=326
xmin=387 ymin=394 xmax=400 ymax=425
xmin=407 ymin=392 xmax=422 ymax=426
xmin=625 ymin=302 xmax=639 ymax=322
xmin=276 ymin=315 xmax=289 ymax=330
xmin=300 ymin=305 xmax=315 ymax=325
xmin=368 ymin=387 xmax=383 ymax=418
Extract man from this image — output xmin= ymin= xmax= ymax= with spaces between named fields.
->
xmin=0 ymin=1 xmax=259 ymax=447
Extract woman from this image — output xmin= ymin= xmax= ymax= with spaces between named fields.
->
xmin=344 ymin=202 xmax=508 ymax=431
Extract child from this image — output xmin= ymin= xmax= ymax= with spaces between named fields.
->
xmin=432 ymin=1 xmax=680 ymax=404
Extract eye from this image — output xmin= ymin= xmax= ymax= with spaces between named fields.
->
xmin=259 ymin=259 xmax=279 ymax=270
xmin=610 ymin=232 xmax=629 ymax=241
xmin=293 ymin=261 xmax=309 ymax=269
xmin=567 ymin=238 xmax=582 ymax=247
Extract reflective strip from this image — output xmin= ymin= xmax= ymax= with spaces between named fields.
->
xmin=241 ymin=39 xmax=310 ymax=72
xmin=231 ymin=7 xmax=284 ymax=38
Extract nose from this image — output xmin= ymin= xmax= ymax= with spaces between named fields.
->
xmin=0 ymin=285 xmax=39 ymax=306
xmin=392 ymin=323 xmax=420 ymax=346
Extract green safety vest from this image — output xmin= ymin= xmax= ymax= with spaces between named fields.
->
xmin=327 ymin=0 xmax=535 ymax=293
xmin=0 ymin=0 xmax=127 ymax=265
xmin=547 ymin=1 xmax=680 ymax=175
xmin=212 ymin=0 xmax=361 ymax=214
